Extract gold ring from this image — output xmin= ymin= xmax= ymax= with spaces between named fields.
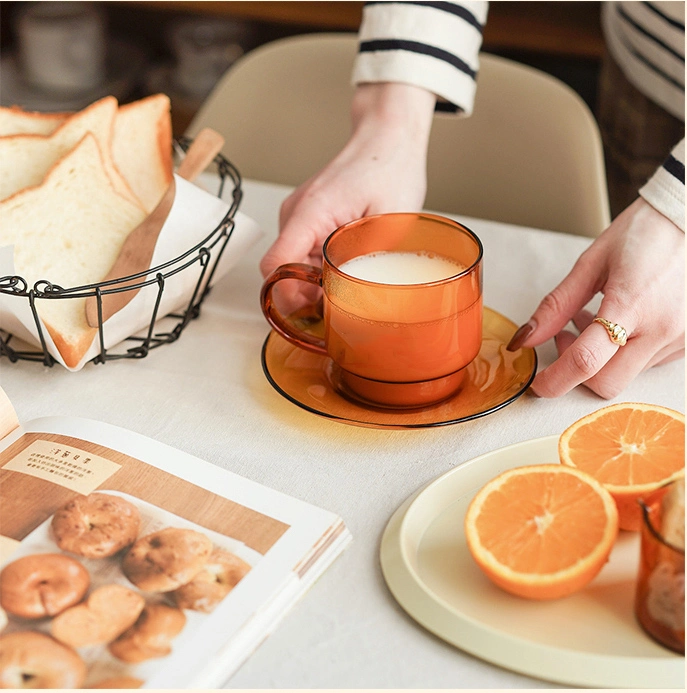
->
xmin=593 ymin=317 xmax=628 ymax=346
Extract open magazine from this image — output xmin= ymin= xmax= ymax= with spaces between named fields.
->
xmin=0 ymin=387 xmax=350 ymax=689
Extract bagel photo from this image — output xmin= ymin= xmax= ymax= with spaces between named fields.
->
xmin=0 ymin=553 xmax=89 ymax=619
xmin=51 ymin=492 xmax=141 ymax=558
xmin=51 ymin=584 xmax=145 ymax=649
xmin=0 ymin=630 xmax=87 ymax=689
xmin=173 ymin=547 xmax=251 ymax=613
xmin=0 ymin=485 xmax=257 ymax=688
xmin=122 ymin=527 xmax=213 ymax=592
xmin=108 ymin=603 xmax=187 ymax=663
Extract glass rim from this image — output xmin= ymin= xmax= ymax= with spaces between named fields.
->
xmin=639 ymin=494 xmax=685 ymax=556
xmin=322 ymin=212 xmax=484 ymax=288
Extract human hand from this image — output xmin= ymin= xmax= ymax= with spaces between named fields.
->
xmin=259 ymin=83 xmax=436 ymax=310
xmin=507 ymin=197 xmax=685 ymax=398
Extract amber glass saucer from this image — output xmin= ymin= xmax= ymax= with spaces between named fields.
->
xmin=261 ymin=307 xmax=536 ymax=429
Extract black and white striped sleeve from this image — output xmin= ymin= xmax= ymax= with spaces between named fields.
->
xmin=602 ymin=2 xmax=684 ymax=121
xmin=352 ymin=1 xmax=489 ymax=115
xmin=640 ymin=139 xmax=685 ymax=232
xmin=603 ymin=2 xmax=684 ymax=231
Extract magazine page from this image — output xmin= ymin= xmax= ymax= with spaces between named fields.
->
xmin=195 ymin=525 xmax=351 ymax=689
xmin=0 ymin=416 xmax=349 ymax=689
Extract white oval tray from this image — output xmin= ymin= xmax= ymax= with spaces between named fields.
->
xmin=380 ymin=435 xmax=684 ymax=688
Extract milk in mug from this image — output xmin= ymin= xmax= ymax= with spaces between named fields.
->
xmin=339 ymin=250 xmax=465 ymax=284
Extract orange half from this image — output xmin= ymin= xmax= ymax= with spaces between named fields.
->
xmin=464 ymin=464 xmax=619 ymax=600
xmin=559 ymin=403 xmax=685 ymax=531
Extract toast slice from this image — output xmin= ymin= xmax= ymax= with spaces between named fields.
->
xmin=0 ymin=96 xmax=142 ymax=208
xmin=0 ymin=95 xmax=174 ymax=213
xmin=0 ymin=134 xmax=147 ymax=368
xmin=112 ymin=94 xmax=174 ymax=213
xmin=0 ymin=105 xmax=69 ymax=136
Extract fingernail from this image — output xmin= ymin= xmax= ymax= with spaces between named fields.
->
xmin=507 ymin=321 xmax=536 ymax=352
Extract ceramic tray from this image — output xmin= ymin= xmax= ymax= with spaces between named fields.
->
xmin=380 ymin=435 xmax=684 ymax=688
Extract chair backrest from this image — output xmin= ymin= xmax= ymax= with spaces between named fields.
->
xmin=187 ymin=33 xmax=610 ymax=237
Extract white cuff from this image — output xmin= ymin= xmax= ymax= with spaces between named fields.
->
xmin=353 ymin=1 xmax=488 ymax=115
xmin=639 ymin=139 xmax=686 ymax=232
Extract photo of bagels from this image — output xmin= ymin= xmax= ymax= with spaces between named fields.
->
xmin=108 ymin=603 xmax=186 ymax=663
xmin=0 ymin=630 xmax=87 ymax=689
xmin=122 ymin=527 xmax=213 ymax=592
xmin=0 ymin=553 xmax=89 ymax=619
xmin=51 ymin=492 xmax=141 ymax=558
xmin=51 ymin=584 xmax=145 ymax=649
xmin=173 ymin=547 xmax=251 ymax=613
xmin=0 ymin=487 xmax=260 ymax=688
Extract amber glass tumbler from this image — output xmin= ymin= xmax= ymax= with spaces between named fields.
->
xmin=634 ymin=482 xmax=685 ymax=654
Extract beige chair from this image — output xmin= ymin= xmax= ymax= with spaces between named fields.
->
xmin=187 ymin=33 xmax=610 ymax=237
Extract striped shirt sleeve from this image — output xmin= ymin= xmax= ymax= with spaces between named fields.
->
xmin=602 ymin=2 xmax=685 ymax=121
xmin=352 ymin=1 xmax=489 ymax=115
xmin=604 ymin=2 xmax=685 ymax=231
xmin=639 ymin=139 xmax=685 ymax=232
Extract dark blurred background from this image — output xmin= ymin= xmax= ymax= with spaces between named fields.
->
xmin=0 ymin=1 xmax=605 ymax=135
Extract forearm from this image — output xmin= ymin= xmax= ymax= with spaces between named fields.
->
xmin=350 ymin=82 xmax=436 ymax=156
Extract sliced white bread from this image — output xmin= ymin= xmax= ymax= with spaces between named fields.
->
xmin=0 ymin=105 xmax=69 ymax=136
xmin=112 ymin=93 xmax=174 ymax=213
xmin=0 ymin=96 xmax=141 ymax=207
xmin=0 ymin=134 xmax=147 ymax=368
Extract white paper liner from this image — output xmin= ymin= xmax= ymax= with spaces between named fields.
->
xmin=0 ymin=175 xmax=264 ymax=371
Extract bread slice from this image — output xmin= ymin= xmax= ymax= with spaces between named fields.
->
xmin=0 ymin=134 xmax=147 ymax=368
xmin=112 ymin=94 xmax=173 ymax=213
xmin=0 ymin=95 xmax=174 ymax=213
xmin=0 ymin=96 xmax=141 ymax=207
xmin=0 ymin=105 xmax=69 ymax=136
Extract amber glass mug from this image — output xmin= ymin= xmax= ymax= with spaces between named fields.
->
xmin=260 ymin=213 xmax=483 ymax=409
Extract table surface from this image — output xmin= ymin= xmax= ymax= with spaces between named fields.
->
xmin=2 ymin=179 xmax=684 ymax=689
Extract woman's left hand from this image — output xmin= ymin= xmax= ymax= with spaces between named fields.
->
xmin=507 ymin=197 xmax=685 ymax=398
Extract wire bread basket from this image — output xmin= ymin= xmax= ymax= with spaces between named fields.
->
xmin=0 ymin=137 xmax=242 ymax=367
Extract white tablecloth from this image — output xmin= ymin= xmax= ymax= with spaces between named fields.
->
xmin=2 ymin=179 xmax=683 ymax=689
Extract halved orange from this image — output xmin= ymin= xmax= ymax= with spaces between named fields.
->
xmin=559 ymin=403 xmax=685 ymax=531
xmin=464 ymin=464 xmax=619 ymax=600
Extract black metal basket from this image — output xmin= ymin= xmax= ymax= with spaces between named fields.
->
xmin=0 ymin=137 xmax=242 ymax=367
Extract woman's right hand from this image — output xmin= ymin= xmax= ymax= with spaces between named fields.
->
xmin=259 ymin=82 xmax=437 ymax=310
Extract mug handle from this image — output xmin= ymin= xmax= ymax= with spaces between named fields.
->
xmin=260 ymin=263 xmax=327 ymax=355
